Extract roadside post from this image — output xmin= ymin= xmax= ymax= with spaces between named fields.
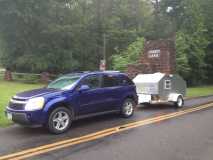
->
xmin=99 ymin=59 xmax=106 ymax=71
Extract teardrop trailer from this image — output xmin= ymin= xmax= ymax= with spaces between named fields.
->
xmin=133 ymin=72 xmax=186 ymax=107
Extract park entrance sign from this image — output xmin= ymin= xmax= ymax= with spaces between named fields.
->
xmin=127 ymin=39 xmax=176 ymax=78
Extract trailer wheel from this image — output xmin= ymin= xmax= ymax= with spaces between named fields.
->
xmin=175 ymin=96 xmax=184 ymax=108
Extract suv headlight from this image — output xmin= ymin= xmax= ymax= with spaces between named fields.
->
xmin=25 ymin=97 xmax=45 ymax=111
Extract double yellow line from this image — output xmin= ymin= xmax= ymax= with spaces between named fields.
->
xmin=1 ymin=102 xmax=213 ymax=160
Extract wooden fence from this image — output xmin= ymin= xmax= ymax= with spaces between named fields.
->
xmin=0 ymin=70 xmax=58 ymax=83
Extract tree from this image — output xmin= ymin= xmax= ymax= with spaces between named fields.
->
xmin=0 ymin=0 xmax=212 ymax=87
xmin=0 ymin=0 xmax=152 ymax=73
xmin=0 ymin=0 xmax=80 ymax=73
xmin=160 ymin=0 xmax=209 ymax=85
xmin=112 ymin=37 xmax=144 ymax=71
xmin=175 ymin=31 xmax=191 ymax=80
xmin=199 ymin=0 xmax=213 ymax=84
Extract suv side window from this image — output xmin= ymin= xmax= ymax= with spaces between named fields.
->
xmin=81 ymin=75 xmax=101 ymax=89
xmin=120 ymin=76 xmax=134 ymax=86
xmin=102 ymin=75 xmax=119 ymax=88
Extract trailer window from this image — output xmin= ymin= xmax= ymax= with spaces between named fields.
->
xmin=164 ymin=80 xmax=171 ymax=89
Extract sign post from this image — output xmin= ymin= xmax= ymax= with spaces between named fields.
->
xmin=99 ymin=59 xmax=106 ymax=71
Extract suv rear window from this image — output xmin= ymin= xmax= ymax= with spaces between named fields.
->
xmin=119 ymin=76 xmax=134 ymax=86
xmin=102 ymin=75 xmax=119 ymax=87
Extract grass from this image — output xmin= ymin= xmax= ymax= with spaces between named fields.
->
xmin=187 ymin=86 xmax=213 ymax=98
xmin=0 ymin=81 xmax=43 ymax=127
xmin=0 ymin=80 xmax=212 ymax=127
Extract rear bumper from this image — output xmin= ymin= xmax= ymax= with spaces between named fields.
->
xmin=5 ymin=107 xmax=46 ymax=125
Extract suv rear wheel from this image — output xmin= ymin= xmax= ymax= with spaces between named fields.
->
xmin=47 ymin=107 xmax=73 ymax=134
xmin=121 ymin=98 xmax=135 ymax=118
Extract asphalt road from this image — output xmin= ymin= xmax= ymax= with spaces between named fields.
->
xmin=0 ymin=96 xmax=213 ymax=160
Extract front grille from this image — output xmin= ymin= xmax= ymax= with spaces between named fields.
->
xmin=9 ymin=101 xmax=26 ymax=110
xmin=12 ymin=113 xmax=30 ymax=124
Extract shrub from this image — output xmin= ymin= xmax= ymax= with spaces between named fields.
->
xmin=112 ymin=37 xmax=145 ymax=71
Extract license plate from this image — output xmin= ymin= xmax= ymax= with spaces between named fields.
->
xmin=7 ymin=112 xmax=12 ymax=120
xmin=138 ymin=94 xmax=151 ymax=103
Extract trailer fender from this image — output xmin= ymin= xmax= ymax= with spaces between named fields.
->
xmin=168 ymin=93 xmax=183 ymax=102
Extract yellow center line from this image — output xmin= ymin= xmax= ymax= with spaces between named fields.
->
xmin=1 ymin=102 xmax=213 ymax=160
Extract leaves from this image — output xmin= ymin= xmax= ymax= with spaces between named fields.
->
xmin=112 ymin=37 xmax=145 ymax=71
xmin=0 ymin=0 xmax=212 ymax=85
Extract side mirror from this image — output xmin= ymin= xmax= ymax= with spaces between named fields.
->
xmin=79 ymin=85 xmax=90 ymax=92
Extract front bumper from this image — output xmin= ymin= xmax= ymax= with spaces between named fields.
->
xmin=5 ymin=107 xmax=45 ymax=125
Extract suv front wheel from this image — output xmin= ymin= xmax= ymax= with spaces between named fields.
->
xmin=121 ymin=98 xmax=135 ymax=118
xmin=47 ymin=107 xmax=73 ymax=134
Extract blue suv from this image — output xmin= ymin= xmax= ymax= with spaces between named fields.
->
xmin=5 ymin=71 xmax=138 ymax=134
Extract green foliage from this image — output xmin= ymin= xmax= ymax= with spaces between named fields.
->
xmin=175 ymin=32 xmax=191 ymax=79
xmin=0 ymin=0 xmax=212 ymax=85
xmin=199 ymin=0 xmax=213 ymax=84
xmin=0 ymin=0 xmax=152 ymax=73
xmin=112 ymin=37 xmax=144 ymax=71
xmin=160 ymin=0 xmax=209 ymax=85
xmin=175 ymin=29 xmax=208 ymax=85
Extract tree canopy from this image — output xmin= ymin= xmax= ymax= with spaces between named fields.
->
xmin=0 ymin=0 xmax=212 ymax=85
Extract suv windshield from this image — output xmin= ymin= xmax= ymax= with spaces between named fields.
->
xmin=47 ymin=76 xmax=80 ymax=90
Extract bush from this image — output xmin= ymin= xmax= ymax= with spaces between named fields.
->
xmin=112 ymin=37 xmax=145 ymax=71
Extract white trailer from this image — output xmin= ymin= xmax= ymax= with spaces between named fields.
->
xmin=133 ymin=72 xmax=186 ymax=107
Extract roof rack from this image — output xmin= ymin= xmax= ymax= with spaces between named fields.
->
xmin=101 ymin=70 xmax=120 ymax=73
xmin=66 ymin=71 xmax=121 ymax=76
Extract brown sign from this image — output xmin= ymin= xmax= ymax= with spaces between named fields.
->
xmin=127 ymin=39 xmax=176 ymax=78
